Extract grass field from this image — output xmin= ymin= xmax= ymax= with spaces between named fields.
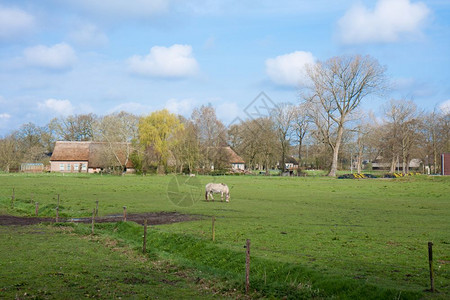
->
xmin=1 ymin=173 xmax=449 ymax=298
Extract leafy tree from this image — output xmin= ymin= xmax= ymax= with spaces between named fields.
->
xmin=139 ymin=109 xmax=184 ymax=173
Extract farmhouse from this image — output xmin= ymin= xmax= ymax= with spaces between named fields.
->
xmin=50 ymin=141 xmax=135 ymax=174
xmin=224 ymin=146 xmax=245 ymax=171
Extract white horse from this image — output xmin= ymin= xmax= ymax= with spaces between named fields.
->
xmin=205 ymin=183 xmax=230 ymax=202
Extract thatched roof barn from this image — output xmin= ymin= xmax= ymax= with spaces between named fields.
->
xmin=50 ymin=141 xmax=134 ymax=173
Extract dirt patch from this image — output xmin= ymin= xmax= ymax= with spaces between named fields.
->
xmin=0 ymin=212 xmax=202 ymax=226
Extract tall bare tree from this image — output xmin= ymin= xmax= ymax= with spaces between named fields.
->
xmin=303 ymin=55 xmax=386 ymax=176
xmin=293 ymin=103 xmax=310 ymax=167
xmin=191 ymin=105 xmax=228 ymax=171
xmin=271 ymin=103 xmax=296 ymax=173
xmin=94 ymin=111 xmax=139 ymax=173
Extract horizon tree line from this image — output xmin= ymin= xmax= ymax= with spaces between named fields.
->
xmin=1 ymin=55 xmax=449 ymax=176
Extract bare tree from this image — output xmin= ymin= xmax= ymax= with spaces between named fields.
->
xmin=191 ymin=104 xmax=228 ymax=171
xmin=0 ymin=134 xmax=20 ymax=172
xmin=271 ymin=103 xmax=296 ymax=173
xmin=383 ymin=99 xmax=422 ymax=174
xmin=94 ymin=111 xmax=139 ymax=173
xmin=303 ymin=55 xmax=386 ymax=176
xmin=49 ymin=114 xmax=96 ymax=141
xmin=293 ymin=103 xmax=310 ymax=167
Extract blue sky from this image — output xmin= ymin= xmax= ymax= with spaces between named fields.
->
xmin=0 ymin=0 xmax=449 ymax=135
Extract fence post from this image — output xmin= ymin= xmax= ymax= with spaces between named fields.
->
xmin=95 ymin=200 xmax=99 ymax=217
xmin=123 ymin=206 xmax=127 ymax=222
xmin=212 ymin=216 xmax=216 ymax=242
xmin=143 ymin=219 xmax=148 ymax=254
xmin=245 ymin=239 xmax=251 ymax=294
xmin=91 ymin=208 xmax=95 ymax=235
xmin=57 ymin=194 xmax=60 ymax=207
xmin=11 ymin=187 xmax=15 ymax=208
xmin=55 ymin=206 xmax=59 ymax=222
xmin=35 ymin=202 xmax=39 ymax=216
xmin=428 ymin=242 xmax=435 ymax=292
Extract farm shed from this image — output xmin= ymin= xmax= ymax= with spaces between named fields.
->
xmin=50 ymin=141 xmax=135 ymax=174
xmin=20 ymin=163 xmax=44 ymax=173
xmin=442 ymin=153 xmax=450 ymax=175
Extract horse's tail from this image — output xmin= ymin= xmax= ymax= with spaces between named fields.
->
xmin=205 ymin=191 xmax=208 ymax=201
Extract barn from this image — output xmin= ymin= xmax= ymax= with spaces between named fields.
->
xmin=50 ymin=141 xmax=135 ymax=174
xmin=442 ymin=153 xmax=450 ymax=176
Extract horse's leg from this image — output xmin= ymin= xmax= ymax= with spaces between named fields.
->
xmin=205 ymin=191 xmax=209 ymax=202
xmin=220 ymin=191 xmax=223 ymax=202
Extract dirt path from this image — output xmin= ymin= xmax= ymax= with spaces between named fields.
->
xmin=0 ymin=212 xmax=202 ymax=226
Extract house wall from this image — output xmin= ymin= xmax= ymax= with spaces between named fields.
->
xmin=50 ymin=161 xmax=88 ymax=173
xmin=232 ymin=163 xmax=245 ymax=171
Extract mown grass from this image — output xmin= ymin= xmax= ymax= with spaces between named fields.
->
xmin=0 ymin=173 xmax=449 ymax=298
xmin=0 ymin=225 xmax=229 ymax=299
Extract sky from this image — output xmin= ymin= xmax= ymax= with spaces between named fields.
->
xmin=0 ymin=0 xmax=449 ymax=136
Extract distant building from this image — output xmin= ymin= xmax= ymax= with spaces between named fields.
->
xmin=224 ymin=146 xmax=245 ymax=171
xmin=442 ymin=153 xmax=450 ymax=176
xmin=50 ymin=141 xmax=134 ymax=173
xmin=20 ymin=163 xmax=44 ymax=173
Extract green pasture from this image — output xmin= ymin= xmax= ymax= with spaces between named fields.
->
xmin=0 ymin=173 xmax=449 ymax=298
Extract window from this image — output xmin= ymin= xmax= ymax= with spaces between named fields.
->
xmin=81 ymin=163 xmax=87 ymax=171
xmin=74 ymin=164 xmax=79 ymax=171
xmin=59 ymin=164 xmax=64 ymax=171
xmin=66 ymin=164 xmax=71 ymax=171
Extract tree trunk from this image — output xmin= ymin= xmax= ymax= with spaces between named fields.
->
xmin=328 ymin=125 xmax=344 ymax=177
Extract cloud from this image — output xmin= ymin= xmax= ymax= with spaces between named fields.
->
xmin=38 ymin=99 xmax=74 ymax=116
xmin=24 ymin=43 xmax=77 ymax=70
xmin=440 ymin=100 xmax=450 ymax=114
xmin=69 ymin=24 xmax=108 ymax=47
xmin=0 ymin=5 xmax=35 ymax=40
xmin=128 ymin=44 xmax=199 ymax=78
xmin=165 ymin=98 xmax=197 ymax=116
xmin=265 ymin=51 xmax=315 ymax=87
xmin=216 ymin=102 xmax=241 ymax=124
xmin=67 ymin=0 xmax=169 ymax=18
xmin=0 ymin=113 xmax=11 ymax=119
xmin=108 ymin=102 xmax=153 ymax=115
xmin=337 ymin=0 xmax=430 ymax=44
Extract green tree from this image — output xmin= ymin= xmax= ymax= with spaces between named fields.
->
xmin=139 ymin=109 xmax=184 ymax=173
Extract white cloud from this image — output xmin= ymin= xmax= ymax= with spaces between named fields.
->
xmin=217 ymin=102 xmax=241 ymax=125
xmin=24 ymin=43 xmax=77 ymax=70
xmin=165 ymin=98 xmax=197 ymax=116
xmin=69 ymin=24 xmax=108 ymax=47
xmin=108 ymin=102 xmax=153 ymax=116
xmin=337 ymin=0 xmax=430 ymax=44
xmin=265 ymin=51 xmax=315 ymax=87
xmin=440 ymin=100 xmax=450 ymax=114
xmin=0 ymin=113 xmax=11 ymax=119
xmin=128 ymin=44 xmax=199 ymax=78
xmin=38 ymin=99 xmax=74 ymax=116
xmin=0 ymin=5 xmax=35 ymax=39
xmin=68 ymin=0 xmax=169 ymax=18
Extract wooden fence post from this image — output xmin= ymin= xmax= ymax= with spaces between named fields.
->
xmin=143 ymin=219 xmax=148 ymax=254
xmin=57 ymin=194 xmax=60 ymax=207
xmin=212 ymin=216 xmax=216 ymax=242
xmin=11 ymin=188 xmax=15 ymax=208
xmin=245 ymin=239 xmax=251 ymax=294
xmin=55 ymin=206 xmax=59 ymax=222
xmin=35 ymin=202 xmax=39 ymax=216
xmin=428 ymin=242 xmax=435 ymax=292
xmin=123 ymin=206 xmax=127 ymax=222
xmin=95 ymin=200 xmax=99 ymax=217
xmin=91 ymin=208 xmax=95 ymax=235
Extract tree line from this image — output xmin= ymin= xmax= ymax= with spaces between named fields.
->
xmin=1 ymin=55 xmax=449 ymax=176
